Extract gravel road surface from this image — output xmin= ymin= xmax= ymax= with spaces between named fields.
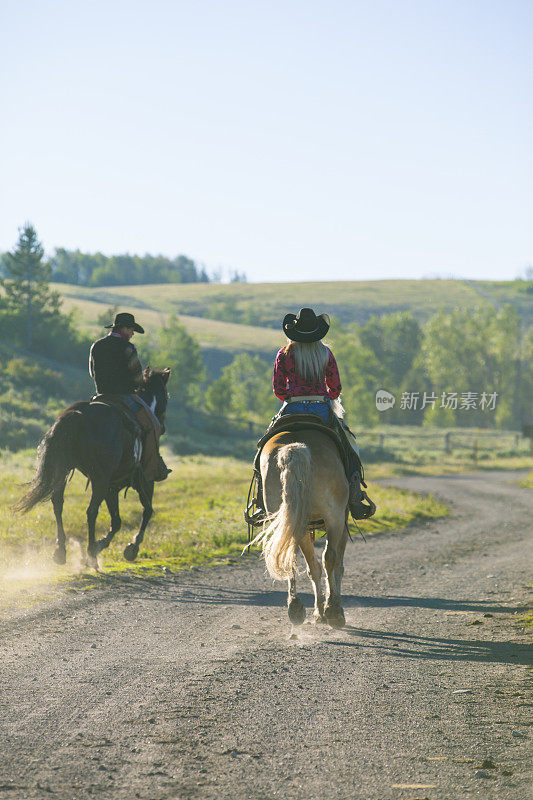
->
xmin=1 ymin=470 xmax=531 ymax=799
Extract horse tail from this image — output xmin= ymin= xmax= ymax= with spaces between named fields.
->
xmin=254 ymin=443 xmax=312 ymax=581
xmin=14 ymin=411 xmax=82 ymax=513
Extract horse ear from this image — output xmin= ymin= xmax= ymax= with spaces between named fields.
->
xmin=162 ymin=367 xmax=171 ymax=384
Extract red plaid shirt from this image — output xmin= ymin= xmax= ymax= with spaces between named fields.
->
xmin=273 ymin=346 xmax=342 ymax=401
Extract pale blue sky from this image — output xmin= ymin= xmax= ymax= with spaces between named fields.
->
xmin=1 ymin=0 xmax=532 ymax=281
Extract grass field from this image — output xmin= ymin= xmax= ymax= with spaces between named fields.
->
xmin=0 ymin=448 xmax=448 ymax=609
xmin=177 ymin=416 xmax=533 ymax=475
xmin=73 ymin=278 xmax=482 ymax=325
xmin=353 ymin=425 xmax=532 ymax=476
xmin=1 ymin=433 xmax=530 ymax=615
xmin=520 ymin=472 xmax=533 ymax=488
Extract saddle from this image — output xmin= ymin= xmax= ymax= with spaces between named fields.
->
xmin=91 ymin=394 xmax=140 ymax=430
xmin=90 ymin=395 xmax=168 ymax=483
xmin=90 ymin=395 xmax=143 ymax=464
xmin=245 ymin=411 xmax=365 ymax=535
xmin=253 ymin=412 xmax=351 ymax=475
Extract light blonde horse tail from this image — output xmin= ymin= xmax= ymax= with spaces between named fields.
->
xmin=254 ymin=443 xmax=312 ymax=581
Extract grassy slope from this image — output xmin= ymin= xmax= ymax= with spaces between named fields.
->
xmin=58 ymin=290 xmax=283 ymax=355
xmin=55 ymin=278 xmax=489 ymax=327
xmin=55 ymin=278 xmax=533 ymax=340
xmin=53 ymin=279 xmax=532 ymax=384
xmin=465 ymin=279 xmax=533 ymax=326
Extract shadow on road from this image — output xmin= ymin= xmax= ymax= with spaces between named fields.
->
xmin=343 ymin=593 xmax=526 ymax=614
xmin=325 ymin=626 xmax=533 ymax=667
xmin=155 ymin=582 xmax=526 ymax=617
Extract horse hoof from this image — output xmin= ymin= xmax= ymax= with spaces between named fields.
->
xmin=324 ymin=605 xmax=345 ymax=629
xmin=95 ymin=537 xmax=110 ymax=554
xmin=288 ymin=597 xmax=306 ymax=625
xmin=53 ymin=548 xmax=66 ymax=565
xmin=123 ymin=543 xmax=139 ymax=562
xmin=86 ymin=553 xmax=99 ymax=570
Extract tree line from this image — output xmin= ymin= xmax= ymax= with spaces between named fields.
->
xmin=47 ymin=249 xmax=210 ymax=286
xmin=207 ymin=308 xmax=533 ymax=430
xmin=0 ymin=226 xmax=233 ymax=287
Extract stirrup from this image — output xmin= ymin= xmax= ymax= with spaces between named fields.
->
xmin=350 ymin=491 xmax=376 ymax=520
xmin=155 ymin=457 xmax=172 ymax=482
xmin=244 ymin=507 xmax=266 ymax=526
xmin=244 ymin=469 xmax=266 ymax=529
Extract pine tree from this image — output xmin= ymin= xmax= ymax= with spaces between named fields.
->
xmin=2 ymin=223 xmax=60 ymax=349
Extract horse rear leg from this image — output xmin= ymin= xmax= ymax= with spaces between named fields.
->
xmin=86 ymin=479 xmax=107 ymax=569
xmin=96 ymin=488 xmax=122 ymax=554
xmin=124 ymin=480 xmax=154 ymax=562
xmin=323 ymin=518 xmax=348 ymax=628
xmin=299 ymin=532 xmax=325 ymax=622
xmin=52 ymin=484 xmax=67 ymax=565
xmin=287 ymin=572 xmax=306 ymax=625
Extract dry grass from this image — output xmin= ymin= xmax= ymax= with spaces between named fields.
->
xmin=55 ymin=278 xmax=494 ymax=328
xmin=58 ymin=291 xmax=282 ymax=354
xmin=0 ymin=448 xmax=448 ymax=611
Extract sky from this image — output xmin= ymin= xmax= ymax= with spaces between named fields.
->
xmin=1 ymin=0 xmax=532 ymax=282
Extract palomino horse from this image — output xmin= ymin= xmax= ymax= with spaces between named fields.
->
xmin=253 ymin=427 xmax=349 ymax=628
xmin=15 ymin=368 xmax=170 ymax=569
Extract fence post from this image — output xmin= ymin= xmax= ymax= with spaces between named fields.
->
xmin=472 ymin=438 xmax=478 ymax=463
xmin=444 ymin=432 xmax=451 ymax=454
xmin=379 ymin=433 xmax=384 ymax=449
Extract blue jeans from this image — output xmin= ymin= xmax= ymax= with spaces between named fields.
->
xmin=279 ymin=400 xmax=331 ymax=424
xmin=119 ymin=394 xmax=144 ymax=415
xmin=279 ymin=399 xmax=357 ymax=478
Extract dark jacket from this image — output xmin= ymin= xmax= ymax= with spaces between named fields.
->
xmin=89 ymin=334 xmax=143 ymax=395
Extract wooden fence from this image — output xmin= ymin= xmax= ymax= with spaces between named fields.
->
xmin=182 ymin=407 xmax=531 ymax=459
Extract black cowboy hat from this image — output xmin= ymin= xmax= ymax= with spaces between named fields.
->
xmin=282 ymin=307 xmax=330 ymax=343
xmin=105 ymin=312 xmax=145 ymax=334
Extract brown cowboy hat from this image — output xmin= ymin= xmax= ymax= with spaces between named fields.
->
xmin=105 ymin=312 xmax=145 ymax=334
xmin=282 ymin=307 xmax=330 ymax=343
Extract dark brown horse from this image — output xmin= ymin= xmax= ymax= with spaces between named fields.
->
xmin=15 ymin=368 xmax=171 ymax=569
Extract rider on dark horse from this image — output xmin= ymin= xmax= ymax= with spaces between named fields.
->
xmin=89 ymin=311 xmax=170 ymax=482
xmin=15 ymin=311 xmax=171 ymax=567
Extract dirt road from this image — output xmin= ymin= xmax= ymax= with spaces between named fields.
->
xmin=1 ymin=470 xmax=531 ymax=799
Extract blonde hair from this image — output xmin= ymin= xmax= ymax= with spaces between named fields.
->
xmin=286 ymin=339 xmax=329 ymax=383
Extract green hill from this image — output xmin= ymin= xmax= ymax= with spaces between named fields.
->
xmin=54 ymin=279 xmax=533 ymax=383
xmin=55 ymin=278 xmax=533 ymax=334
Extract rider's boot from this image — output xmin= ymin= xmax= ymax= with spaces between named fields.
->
xmin=245 ymin=472 xmax=267 ymax=525
xmin=155 ymin=454 xmax=172 ymax=482
xmin=348 ymin=472 xmax=376 ymax=520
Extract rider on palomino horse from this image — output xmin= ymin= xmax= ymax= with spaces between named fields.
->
xmin=89 ymin=311 xmax=170 ymax=482
xmin=251 ymin=307 xmax=375 ymax=523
